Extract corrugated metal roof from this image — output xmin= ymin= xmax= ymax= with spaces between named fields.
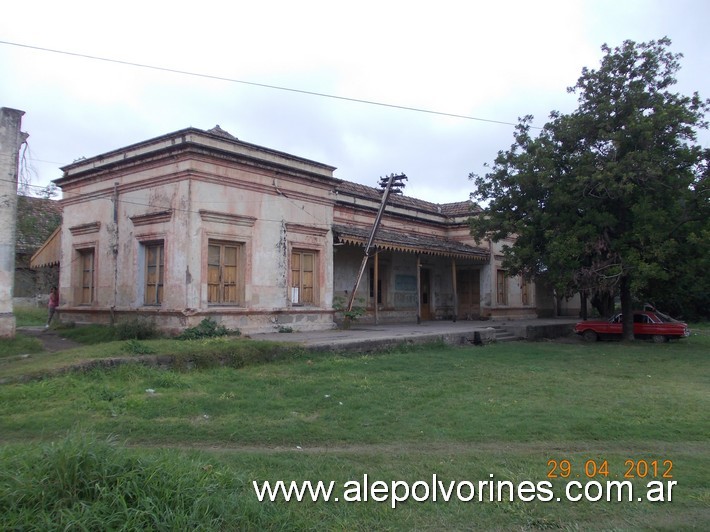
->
xmin=334 ymin=181 xmax=480 ymax=217
xmin=30 ymin=226 xmax=61 ymax=268
xmin=333 ymin=224 xmax=488 ymax=260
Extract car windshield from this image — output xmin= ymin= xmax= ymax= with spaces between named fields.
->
xmin=644 ymin=304 xmax=681 ymax=323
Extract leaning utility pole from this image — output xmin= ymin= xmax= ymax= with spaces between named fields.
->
xmin=346 ymin=173 xmax=407 ymax=312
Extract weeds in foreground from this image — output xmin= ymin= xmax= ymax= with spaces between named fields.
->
xmin=0 ymin=433 xmax=266 ymax=530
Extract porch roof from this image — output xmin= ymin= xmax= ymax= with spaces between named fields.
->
xmin=333 ymin=225 xmax=489 ymax=261
xmin=30 ymin=226 xmax=61 ymax=268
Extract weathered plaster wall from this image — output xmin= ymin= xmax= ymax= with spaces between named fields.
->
xmin=0 ymin=108 xmax=27 ymax=337
xmin=57 ymin=131 xmax=337 ymax=334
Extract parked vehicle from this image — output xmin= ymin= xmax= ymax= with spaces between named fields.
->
xmin=574 ymin=311 xmax=690 ymax=342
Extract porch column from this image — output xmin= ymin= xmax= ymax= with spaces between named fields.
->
xmin=374 ymin=251 xmax=379 ymax=325
xmin=451 ymin=258 xmax=458 ymax=322
xmin=416 ymin=255 xmax=421 ymax=324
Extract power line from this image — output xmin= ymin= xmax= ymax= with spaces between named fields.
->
xmin=0 ymin=39 xmax=533 ymax=129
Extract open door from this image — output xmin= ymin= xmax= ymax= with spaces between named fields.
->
xmin=420 ymin=268 xmax=431 ymax=321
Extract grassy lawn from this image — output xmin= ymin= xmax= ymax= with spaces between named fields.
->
xmin=0 ymin=326 xmax=708 ymax=529
xmin=13 ymin=304 xmax=47 ymax=327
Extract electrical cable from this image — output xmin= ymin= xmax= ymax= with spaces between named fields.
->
xmin=0 ymin=39 xmax=538 ymax=129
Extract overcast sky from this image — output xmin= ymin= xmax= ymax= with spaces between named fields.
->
xmin=1 ymin=0 xmax=708 ymax=204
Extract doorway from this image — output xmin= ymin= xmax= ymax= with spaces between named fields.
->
xmin=420 ymin=268 xmax=431 ymax=320
xmin=457 ymin=269 xmax=481 ymax=319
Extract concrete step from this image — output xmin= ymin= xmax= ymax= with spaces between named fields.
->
xmin=490 ymin=326 xmax=519 ymax=342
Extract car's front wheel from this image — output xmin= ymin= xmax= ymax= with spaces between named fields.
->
xmin=582 ymin=330 xmax=598 ymax=342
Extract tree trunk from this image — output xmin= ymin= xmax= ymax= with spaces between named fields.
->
xmin=591 ymin=290 xmax=615 ymax=317
xmin=620 ymin=275 xmax=634 ymax=341
xmin=580 ymin=291 xmax=588 ymax=320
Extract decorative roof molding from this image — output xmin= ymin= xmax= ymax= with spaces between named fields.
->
xmin=206 ymin=125 xmax=238 ymax=140
xmin=129 ymin=210 xmax=173 ymax=227
xmin=69 ymin=221 xmax=101 ymax=236
xmin=199 ymin=210 xmax=256 ymax=227
xmin=285 ymin=223 xmax=329 ymax=238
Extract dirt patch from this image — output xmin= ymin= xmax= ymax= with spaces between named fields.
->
xmin=17 ymin=327 xmax=84 ymax=353
xmin=123 ymin=440 xmax=710 ymax=456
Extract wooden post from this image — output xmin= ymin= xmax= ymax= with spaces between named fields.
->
xmin=451 ymin=258 xmax=458 ymax=322
xmin=374 ymin=251 xmax=379 ymax=325
xmin=416 ymin=255 xmax=421 ymax=325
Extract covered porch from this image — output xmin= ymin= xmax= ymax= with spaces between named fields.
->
xmin=332 ymin=225 xmax=490 ymax=325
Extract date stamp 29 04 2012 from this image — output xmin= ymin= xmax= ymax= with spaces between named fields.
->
xmin=547 ymin=458 xmax=673 ymax=480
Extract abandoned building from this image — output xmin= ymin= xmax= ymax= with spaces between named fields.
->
xmin=32 ymin=126 xmax=561 ymax=334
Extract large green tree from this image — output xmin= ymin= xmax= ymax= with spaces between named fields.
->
xmin=470 ymin=38 xmax=709 ymax=339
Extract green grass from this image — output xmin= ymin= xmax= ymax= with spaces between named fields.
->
xmin=0 ymin=433 xmax=253 ymax=530
xmin=0 ymin=328 xmax=708 ymax=529
xmin=0 ymin=334 xmax=44 ymax=358
xmin=12 ymin=305 xmax=47 ymax=327
xmin=1 ymin=340 xmax=707 ymax=445
xmin=0 ymin=335 xmax=300 ymax=381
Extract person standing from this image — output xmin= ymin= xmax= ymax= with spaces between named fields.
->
xmin=46 ymin=287 xmax=58 ymax=328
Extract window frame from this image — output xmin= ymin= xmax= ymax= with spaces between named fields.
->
xmin=77 ymin=247 xmax=96 ymax=305
xmin=143 ymin=241 xmax=165 ymax=306
xmin=207 ymin=239 xmax=245 ymax=306
xmin=290 ymin=248 xmax=318 ymax=306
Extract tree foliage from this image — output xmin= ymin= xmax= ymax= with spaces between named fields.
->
xmin=470 ymin=38 xmax=709 ymax=337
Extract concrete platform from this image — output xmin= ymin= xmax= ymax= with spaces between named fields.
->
xmin=251 ymin=318 xmax=578 ymax=353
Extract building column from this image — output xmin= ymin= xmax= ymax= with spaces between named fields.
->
xmin=0 ymin=108 xmax=27 ymax=338
xmin=451 ymin=257 xmax=458 ymax=322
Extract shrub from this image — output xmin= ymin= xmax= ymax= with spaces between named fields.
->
xmin=115 ymin=318 xmax=159 ymax=340
xmin=177 ymin=318 xmax=239 ymax=340
xmin=121 ymin=339 xmax=156 ymax=355
xmin=332 ymin=296 xmax=367 ymax=328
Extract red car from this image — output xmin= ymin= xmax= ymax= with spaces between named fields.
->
xmin=574 ymin=310 xmax=690 ymax=342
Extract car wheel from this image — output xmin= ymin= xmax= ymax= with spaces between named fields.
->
xmin=652 ymin=335 xmax=668 ymax=344
xmin=583 ymin=330 xmax=598 ymax=342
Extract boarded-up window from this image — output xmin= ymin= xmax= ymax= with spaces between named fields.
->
xmin=208 ymin=241 xmax=242 ymax=304
xmin=79 ymin=249 xmax=95 ymax=305
xmin=144 ymin=242 xmax=164 ymax=305
xmin=291 ymin=250 xmax=316 ymax=305
xmin=496 ymin=269 xmax=507 ymax=305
